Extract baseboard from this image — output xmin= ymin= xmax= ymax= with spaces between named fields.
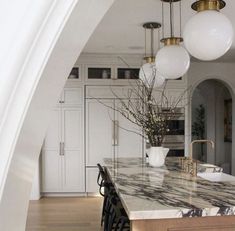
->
xmin=41 ymin=192 xmax=88 ymax=197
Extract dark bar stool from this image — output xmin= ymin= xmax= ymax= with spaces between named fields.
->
xmin=106 ymin=195 xmax=130 ymax=231
xmin=97 ymin=163 xmax=130 ymax=231
xmin=97 ymin=163 xmax=115 ymax=228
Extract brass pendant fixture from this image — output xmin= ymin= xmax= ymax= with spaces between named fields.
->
xmin=183 ymin=0 xmax=233 ymax=61
xmin=160 ymin=0 xmax=183 ymax=46
xmin=142 ymin=22 xmax=161 ymax=64
xmin=161 ymin=37 xmax=183 ymax=46
xmin=139 ymin=22 xmax=166 ymax=88
xmin=192 ymin=0 xmax=226 ymax=12
xmin=155 ymin=0 xmax=190 ymax=80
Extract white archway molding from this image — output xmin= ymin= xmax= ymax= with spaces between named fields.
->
xmin=0 ymin=0 xmax=77 ymax=197
xmin=187 ymin=62 xmax=235 ymax=175
xmin=0 ymin=0 xmax=115 ymax=230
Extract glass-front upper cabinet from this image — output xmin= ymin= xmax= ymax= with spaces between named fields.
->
xmin=88 ymin=67 xmax=111 ymax=79
xmin=85 ymin=66 xmax=141 ymax=81
xmin=68 ymin=67 xmax=79 ymax=80
xmin=117 ymin=68 xmax=139 ymax=80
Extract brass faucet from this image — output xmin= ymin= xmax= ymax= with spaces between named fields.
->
xmin=189 ymin=140 xmax=215 ymax=161
xmin=180 ymin=140 xmax=215 ymax=177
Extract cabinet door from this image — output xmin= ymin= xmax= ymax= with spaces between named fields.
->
xmin=115 ymin=100 xmax=143 ymax=158
xmin=86 ymin=99 xmax=114 ymax=166
xmin=62 ymin=107 xmax=84 ymax=192
xmin=62 ymin=150 xmax=84 ymax=192
xmin=62 ymin=88 xmax=82 ymax=105
xmin=41 ymin=150 xmax=62 ymax=192
xmin=42 ymin=109 xmax=61 ymax=192
xmin=43 ymin=109 xmax=61 ymax=150
xmin=62 ymin=107 xmax=82 ymax=149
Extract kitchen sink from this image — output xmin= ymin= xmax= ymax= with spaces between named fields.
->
xmin=197 ymin=172 xmax=235 ymax=182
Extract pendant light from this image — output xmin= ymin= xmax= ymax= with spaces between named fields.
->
xmin=139 ymin=63 xmax=166 ymax=87
xmin=139 ymin=22 xmax=166 ymax=88
xmin=155 ymin=0 xmax=190 ymax=80
xmin=183 ymin=0 xmax=233 ymax=61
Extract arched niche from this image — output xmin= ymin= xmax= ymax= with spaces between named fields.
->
xmin=189 ymin=77 xmax=235 ymax=175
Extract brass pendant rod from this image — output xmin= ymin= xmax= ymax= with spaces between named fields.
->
xmin=170 ymin=0 xmax=174 ymax=37
xmin=145 ymin=27 xmax=147 ymax=58
xmin=179 ymin=0 xmax=182 ymax=37
xmin=151 ymin=27 xmax=154 ymax=57
xmin=142 ymin=22 xmax=161 ymax=63
xmin=162 ymin=1 xmax=165 ymax=39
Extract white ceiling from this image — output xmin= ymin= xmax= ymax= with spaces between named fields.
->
xmin=83 ymin=0 xmax=235 ymax=61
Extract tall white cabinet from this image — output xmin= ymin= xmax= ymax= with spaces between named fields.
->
xmin=85 ymin=86 xmax=143 ymax=192
xmin=41 ymin=87 xmax=85 ymax=193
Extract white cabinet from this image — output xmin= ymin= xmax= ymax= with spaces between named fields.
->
xmin=62 ymin=108 xmax=84 ymax=192
xmin=86 ymin=99 xmax=114 ymax=166
xmin=42 ymin=88 xmax=84 ymax=193
xmin=115 ymin=101 xmax=143 ymax=158
xmin=85 ymin=98 xmax=143 ymax=192
xmin=58 ymin=87 xmax=82 ymax=105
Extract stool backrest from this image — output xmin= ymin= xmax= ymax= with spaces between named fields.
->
xmin=97 ymin=163 xmax=110 ymax=196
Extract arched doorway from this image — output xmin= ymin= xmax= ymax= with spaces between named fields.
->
xmin=192 ymin=79 xmax=233 ymax=174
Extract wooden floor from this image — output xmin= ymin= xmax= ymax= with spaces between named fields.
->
xmin=26 ymin=197 xmax=103 ymax=231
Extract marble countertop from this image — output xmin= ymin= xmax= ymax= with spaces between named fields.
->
xmin=104 ymin=157 xmax=235 ymax=220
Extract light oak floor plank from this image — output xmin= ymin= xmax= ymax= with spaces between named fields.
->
xmin=26 ymin=197 xmax=103 ymax=231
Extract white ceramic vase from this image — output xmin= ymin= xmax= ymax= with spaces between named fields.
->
xmin=148 ymin=146 xmax=169 ymax=167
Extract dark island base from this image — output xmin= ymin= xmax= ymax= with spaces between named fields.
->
xmin=131 ymin=216 xmax=235 ymax=231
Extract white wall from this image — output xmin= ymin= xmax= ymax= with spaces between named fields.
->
xmin=0 ymin=0 xmax=115 ymax=230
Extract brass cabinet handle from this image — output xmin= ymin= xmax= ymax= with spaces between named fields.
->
xmin=112 ymin=120 xmax=115 ymax=146
xmin=112 ymin=120 xmax=119 ymax=146
xmin=59 ymin=142 xmax=65 ymax=155
xmin=61 ymin=142 xmax=65 ymax=156
xmin=59 ymin=142 xmax=62 ymax=155
xmin=114 ymin=120 xmax=119 ymax=146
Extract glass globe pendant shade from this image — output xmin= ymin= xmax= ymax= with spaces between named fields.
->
xmin=139 ymin=63 xmax=166 ymax=87
xmin=154 ymin=71 xmax=166 ymax=88
xmin=155 ymin=45 xmax=190 ymax=79
xmin=183 ymin=10 xmax=234 ymax=61
xmin=139 ymin=63 xmax=154 ymax=85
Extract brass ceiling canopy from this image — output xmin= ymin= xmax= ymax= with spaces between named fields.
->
xmin=161 ymin=37 xmax=183 ymax=46
xmin=192 ymin=0 xmax=226 ymax=12
xmin=143 ymin=22 xmax=161 ymax=29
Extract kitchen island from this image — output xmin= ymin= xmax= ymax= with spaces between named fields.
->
xmin=104 ymin=157 xmax=235 ymax=231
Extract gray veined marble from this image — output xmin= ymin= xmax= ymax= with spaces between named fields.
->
xmin=104 ymin=157 xmax=235 ymax=220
